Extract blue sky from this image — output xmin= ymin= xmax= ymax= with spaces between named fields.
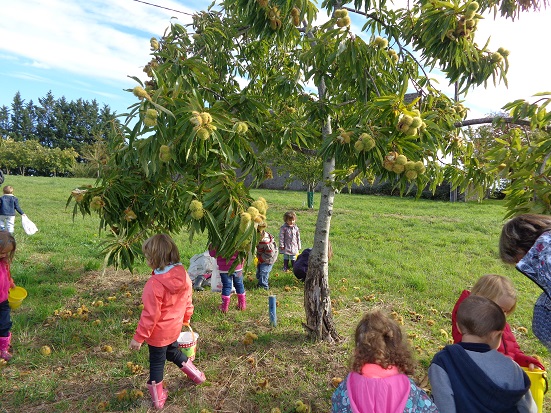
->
xmin=1 ymin=0 xmax=550 ymax=119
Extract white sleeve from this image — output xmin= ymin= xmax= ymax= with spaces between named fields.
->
xmin=428 ymin=363 xmax=456 ymax=413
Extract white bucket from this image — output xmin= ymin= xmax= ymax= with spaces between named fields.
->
xmin=177 ymin=330 xmax=199 ymax=361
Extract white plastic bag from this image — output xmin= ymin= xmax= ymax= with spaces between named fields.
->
xmin=188 ymin=251 xmax=216 ymax=281
xmin=209 ymin=267 xmax=223 ymax=292
xmin=210 ymin=266 xmax=235 ymax=293
xmin=21 ymin=215 xmax=38 ymax=235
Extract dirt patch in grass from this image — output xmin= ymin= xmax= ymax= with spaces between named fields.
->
xmin=76 ymin=268 xmax=147 ymax=293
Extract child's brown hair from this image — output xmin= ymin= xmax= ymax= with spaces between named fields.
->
xmin=142 ymin=234 xmax=180 ymax=271
xmin=352 ymin=310 xmax=416 ymax=375
xmin=500 ymin=214 xmax=551 ymax=264
xmin=456 ymin=295 xmax=506 ymax=338
xmin=471 ymin=274 xmax=517 ymax=314
xmin=283 ymin=211 xmax=296 ymax=222
xmin=0 ymin=231 xmax=16 ymax=264
xmin=2 ymin=186 xmax=13 ymax=195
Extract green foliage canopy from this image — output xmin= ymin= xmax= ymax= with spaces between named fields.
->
xmin=68 ymin=0 xmax=549 ymax=271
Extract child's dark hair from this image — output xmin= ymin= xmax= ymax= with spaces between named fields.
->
xmin=352 ymin=310 xmax=416 ymax=375
xmin=0 ymin=231 xmax=16 ymax=263
xmin=142 ymin=234 xmax=180 ymax=270
xmin=283 ymin=211 xmax=296 ymax=222
xmin=500 ymin=214 xmax=551 ymax=264
xmin=456 ymin=295 xmax=506 ymax=337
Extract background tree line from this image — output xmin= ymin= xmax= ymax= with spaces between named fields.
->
xmin=0 ymin=91 xmax=116 ymax=176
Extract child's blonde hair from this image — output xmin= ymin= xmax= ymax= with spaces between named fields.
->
xmin=352 ymin=309 xmax=415 ymax=375
xmin=0 ymin=231 xmax=16 ymax=264
xmin=471 ymin=274 xmax=517 ymax=314
xmin=3 ymin=186 xmax=13 ymax=195
xmin=142 ymin=234 xmax=180 ymax=270
xmin=457 ymin=295 xmax=506 ymax=337
xmin=500 ymin=214 xmax=551 ymax=264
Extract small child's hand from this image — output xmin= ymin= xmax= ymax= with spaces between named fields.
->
xmin=183 ymin=322 xmax=190 ymax=328
xmin=129 ymin=339 xmax=142 ymax=351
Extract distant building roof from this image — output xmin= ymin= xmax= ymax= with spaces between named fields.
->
xmin=404 ymin=92 xmax=421 ymax=105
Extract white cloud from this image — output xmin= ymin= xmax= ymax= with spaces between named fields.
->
xmin=1 ymin=0 xmax=549 ymax=118
xmin=9 ymin=72 xmax=50 ymax=82
xmin=28 ymin=61 xmax=50 ymax=69
xmin=0 ymin=0 xmax=195 ymax=86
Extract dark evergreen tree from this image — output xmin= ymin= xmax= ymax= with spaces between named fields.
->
xmin=3 ymin=91 xmax=119 ymax=158
xmin=35 ymin=91 xmax=57 ymax=148
xmin=0 ymin=105 xmax=9 ymax=139
xmin=10 ymin=92 xmax=25 ymax=141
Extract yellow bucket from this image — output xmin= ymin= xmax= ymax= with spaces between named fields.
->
xmin=523 ymin=367 xmax=548 ymax=413
xmin=8 ymin=286 xmax=28 ymax=310
xmin=177 ymin=327 xmax=199 ymax=361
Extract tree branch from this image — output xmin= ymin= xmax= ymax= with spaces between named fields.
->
xmin=456 ymin=117 xmax=550 ymax=132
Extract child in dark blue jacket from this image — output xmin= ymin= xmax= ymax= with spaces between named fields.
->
xmin=0 ymin=186 xmax=26 ymax=234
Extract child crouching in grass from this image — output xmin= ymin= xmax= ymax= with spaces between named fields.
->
xmin=430 ymin=295 xmax=536 ymax=413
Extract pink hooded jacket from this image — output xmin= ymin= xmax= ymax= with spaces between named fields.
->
xmin=209 ymin=249 xmax=243 ymax=273
xmin=346 ymin=365 xmax=411 ymax=413
xmin=0 ymin=261 xmax=15 ymax=302
xmin=133 ymin=264 xmax=193 ymax=347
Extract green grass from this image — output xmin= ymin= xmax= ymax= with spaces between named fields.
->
xmin=0 ymin=175 xmax=548 ymax=412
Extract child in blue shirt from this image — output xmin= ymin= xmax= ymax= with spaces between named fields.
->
xmin=0 ymin=186 xmax=26 ymax=234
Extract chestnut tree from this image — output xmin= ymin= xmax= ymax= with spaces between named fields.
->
xmin=68 ymin=0 xmax=550 ymax=341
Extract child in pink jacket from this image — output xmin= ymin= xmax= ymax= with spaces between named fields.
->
xmin=0 ymin=231 xmax=17 ymax=361
xmin=129 ymin=234 xmax=205 ymax=410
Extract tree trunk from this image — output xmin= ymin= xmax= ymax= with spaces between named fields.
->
xmin=303 ymin=156 xmax=340 ymax=342
xmin=306 ymin=184 xmax=314 ymax=209
xmin=303 ymin=75 xmax=340 ymax=341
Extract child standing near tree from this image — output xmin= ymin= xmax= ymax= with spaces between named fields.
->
xmin=332 ymin=309 xmax=439 ymax=412
xmin=0 ymin=231 xmax=17 ymax=362
xmin=255 ymin=222 xmax=278 ymax=290
xmin=279 ymin=211 xmax=301 ymax=272
xmin=0 ymin=186 xmax=26 ymax=234
xmin=451 ymin=274 xmax=545 ymax=370
xmin=209 ymin=248 xmax=246 ymax=313
xmin=129 ymin=234 xmax=205 ymax=410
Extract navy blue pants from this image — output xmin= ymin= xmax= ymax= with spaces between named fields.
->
xmin=0 ymin=300 xmax=12 ymax=336
xmin=148 ymin=341 xmax=188 ymax=383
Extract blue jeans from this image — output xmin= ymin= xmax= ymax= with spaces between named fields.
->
xmin=256 ymin=263 xmax=273 ymax=289
xmin=220 ymin=271 xmax=244 ymax=296
xmin=148 ymin=341 xmax=187 ymax=383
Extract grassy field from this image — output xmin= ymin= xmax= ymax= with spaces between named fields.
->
xmin=0 ymin=175 xmax=548 ymax=412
